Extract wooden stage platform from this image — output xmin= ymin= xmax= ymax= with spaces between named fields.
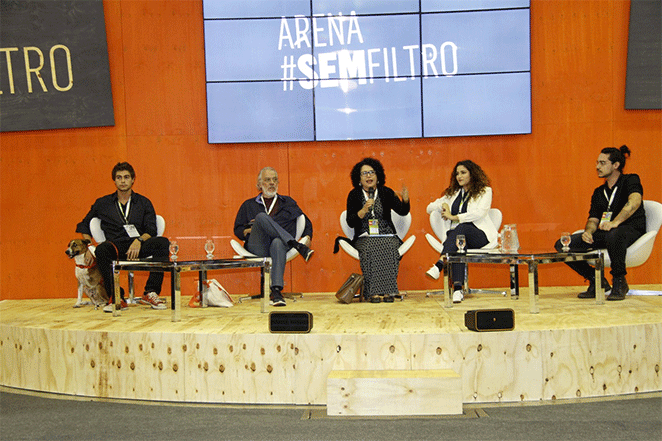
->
xmin=1 ymin=286 xmax=660 ymax=406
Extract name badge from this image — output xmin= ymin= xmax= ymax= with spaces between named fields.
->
xmin=368 ymin=219 xmax=379 ymax=235
xmin=599 ymin=212 xmax=612 ymax=227
xmin=124 ymin=224 xmax=140 ymax=238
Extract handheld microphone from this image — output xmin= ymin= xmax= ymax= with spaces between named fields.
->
xmin=367 ymin=188 xmax=375 ymax=217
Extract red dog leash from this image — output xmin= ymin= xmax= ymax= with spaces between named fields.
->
xmin=77 ymin=243 xmax=98 ymax=269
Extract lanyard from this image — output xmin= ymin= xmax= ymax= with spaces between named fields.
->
xmin=459 ymin=190 xmax=470 ymax=210
xmin=117 ymin=198 xmax=131 ymax=224
xmin=260 ymin=195 xmax=277 ymax=215
xmin=603 ymin=186 xmax=617 ymax=211
xmin=452 ymin=190 xmax=470 ymax=215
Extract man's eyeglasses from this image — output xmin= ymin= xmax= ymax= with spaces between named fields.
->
xmin=360 ymin=170 xmax=376 ymax=176
xmin=262 ymin=177 xmax=278 ymax=183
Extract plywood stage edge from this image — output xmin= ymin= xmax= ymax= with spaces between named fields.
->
xmin=1 ymin=286 xmax=660 ymax=405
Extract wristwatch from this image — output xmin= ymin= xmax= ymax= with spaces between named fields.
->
xmin=137 ymin=237 xmax=145 ymax=243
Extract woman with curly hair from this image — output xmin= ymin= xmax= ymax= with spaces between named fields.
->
xmin=344 ymin=157 xmax=410 ymax=303
xmin=425 ymin=160 xmax=497 ymax=303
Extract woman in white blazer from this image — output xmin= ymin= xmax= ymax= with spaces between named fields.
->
xmin=425 ymin=160 xmax=497 ymax=303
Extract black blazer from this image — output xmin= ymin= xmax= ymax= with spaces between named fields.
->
xmin=345 ymin=186 xmax=410 ymax=242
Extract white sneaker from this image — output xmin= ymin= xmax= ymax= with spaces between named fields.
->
xmin=102 ymin=299 xmax=128 ymax=313
xmin=452 ymin=290 xmax=464 ymax=303
xmin=426 ymin=265 xmax=440 ymax=280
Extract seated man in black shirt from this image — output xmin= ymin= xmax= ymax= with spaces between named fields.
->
xmin=76 ymin=162 xmax=169 ymax=312
xmin=233 ymin=167 xmax=314 ymax=307
xmin=555 ymin=145 xmax=646 ymax=301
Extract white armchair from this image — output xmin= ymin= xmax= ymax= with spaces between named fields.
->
xmin=337 ymin=210 xmax=416 ymax=301
xmin=230 ymin=214 xmax=308 ymax=261
xmin=572 ymin=200 xmax=662 ymax=269
xmin=425 ymin=208 xmax=504 ymax=296
xmin=89 ymin=215 xmax=166 ymax=243
xmin=230 ymin=214 xmax=308 ymax=301
xmin=89 ymin=215 xmax=166 ymax=303
xmin=338 ymin=210 xmax=416 ymax=259
xmin=425 ymin=208 xmax=502 ymax=253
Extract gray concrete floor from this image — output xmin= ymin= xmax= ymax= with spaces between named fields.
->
xmin=1 ymin=388 xmax=660 ymax=440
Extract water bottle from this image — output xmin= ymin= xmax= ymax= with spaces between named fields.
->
xmin=500 ymin=224 xmax=520 ymax=253
xmin=510 ymin=224 xmax=520 ymax=253
xmin=500 ymin=225 xmax=512 ymax=253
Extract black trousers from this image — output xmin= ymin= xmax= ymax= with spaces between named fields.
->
xmin=441 ymin=223 xmax=489 ymax=287
xmin=554 ymin=225 xmax=642 ymax=279
xmin=95 ymin=237 xmax=170 ymax=299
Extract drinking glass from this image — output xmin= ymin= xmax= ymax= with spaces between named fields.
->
xmin=560 ymin=232 xmax=571 ymax=252
xmin=169 ymin=240 xmax=179 ymax=261
xmin=456 ymin=234 xmax=466 ymax=253
xmin=204 ymin=239 xmax=215 ymax=259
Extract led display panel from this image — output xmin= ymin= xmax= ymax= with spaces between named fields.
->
xmin=203 ymin=0 xmax=531 ymax=143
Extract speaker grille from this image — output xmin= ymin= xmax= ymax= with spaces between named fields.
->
xmin=464 ymin=309 xmax=514 ymax=332
xmin=269 ymin=311 xmax=313 ymax=333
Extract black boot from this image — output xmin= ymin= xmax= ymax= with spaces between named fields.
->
xmin=288 ymin=241 xmax=314 ymax=262
xmin=578 ymin=277 xmax=611 ymax=299
xmin=607 ymin=276 xmax=628 ymax=301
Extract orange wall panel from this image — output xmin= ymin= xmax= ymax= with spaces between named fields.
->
xmin=1 ymin=0 xmax=660 ymax=300
xmin=121 ymin=0 xmax=207 ymax=137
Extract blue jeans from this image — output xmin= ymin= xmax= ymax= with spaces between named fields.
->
xmin=245 ymin=212 xmax=296 ymax=289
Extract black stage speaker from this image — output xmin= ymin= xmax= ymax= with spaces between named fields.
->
xmin=269 ymin=311 xmax=313 ymax=333
xmin=464 ymin=309 xmax=515 ymax=332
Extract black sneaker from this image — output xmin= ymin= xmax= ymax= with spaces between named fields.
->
xmin=289 ymin=241 xmax=314 ymax=262
xmin=383 ymin=295 xmax=395 ymax=303
xmin=301 ymin=247 xmax=314 ymax=262
xmin=269 ymin=287 xmax=286 ymax=307
xmin=607 ymin=276 xmax=628 ymax=301
xmin=369 ymin=295 xmax=381 ymax=303
xmin=298 ymin=244 xmax=314 ymax=262
xmin=578 ymin=277 xmax=611 ymax=299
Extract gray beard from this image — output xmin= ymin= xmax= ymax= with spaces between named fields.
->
xmin=262 ymin=189 xmax=277 ymax=198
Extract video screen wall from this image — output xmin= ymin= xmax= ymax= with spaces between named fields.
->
xmin=203 ymin=0 xmax=531 ymax=143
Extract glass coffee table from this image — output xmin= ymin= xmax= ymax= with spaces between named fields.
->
xmin=111 ymin=258 xmax=271 ymax=321
xmin=439 ymin=250 xmax=605 ymax=313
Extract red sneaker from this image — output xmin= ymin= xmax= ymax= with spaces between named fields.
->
xmin=139 ymin=292 xmax=167 ymax=310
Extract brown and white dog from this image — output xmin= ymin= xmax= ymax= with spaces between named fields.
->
xmin=65 ymin=239 xmax=109 ymax=308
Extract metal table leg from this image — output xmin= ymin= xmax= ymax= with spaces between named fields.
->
xmin=113 ymin=264 xmax=121 ymax=317
xmin=261 ymin=259 xmax=271 ymax=313
xmin=172 ymin=266 xmax=181 ymax=322
xmin=528 ymin=262 xmax=539 ymax=314
xmin=200 ymin=269 xmax=208 ymax=307
xmin=443 ymin=256 xmax=453 ymax=308
xmin=594 ymin=250 xmax=605 ymax=305
xmin=509 ymin=264 xmax=519 ymax=300
xmin=128 ymin=272 xmax=135 ymax=303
